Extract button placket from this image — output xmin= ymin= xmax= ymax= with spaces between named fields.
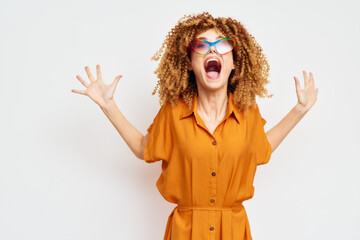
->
xmin=209 ymin=137 xmax=218 ymax=238
xmin=209 ymin=138 xmax=218 ymax=199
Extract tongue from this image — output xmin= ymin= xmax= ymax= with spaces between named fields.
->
xmin=207 ymin=71 xmax=219 ymax=78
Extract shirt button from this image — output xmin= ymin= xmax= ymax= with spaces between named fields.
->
xmin=212 ymin=172 xmax=216 ymax=176
xmin=210 ymin=199 xmax=215 ymax=203
xmin=210 ymin=226 xmax=214 ymax=231
xmin=212 ymin=141 xmax=217 ymax=145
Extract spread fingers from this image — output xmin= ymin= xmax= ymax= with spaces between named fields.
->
xmin=85 ymin=66 xmax=95 ymax=82
xmin=76 ymin=75 xmax=89 ymax=88
xmin=96 ymin=64 xmax=102 ymax=80
xmin=71 ymin=89 xmax=86 ymax=95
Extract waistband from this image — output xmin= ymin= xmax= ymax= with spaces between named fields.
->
xmin=176 ymin=204 xmax=244 ymax=211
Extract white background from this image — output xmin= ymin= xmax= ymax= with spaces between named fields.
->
xmin=1 ymin=0 xmax=359 ymax=239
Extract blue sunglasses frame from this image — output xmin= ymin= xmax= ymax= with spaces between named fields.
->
xmin=188 ymin=37 xmax=236 ymax=56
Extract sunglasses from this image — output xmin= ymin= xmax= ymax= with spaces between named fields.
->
xmin=188 ymin=37 xmax=236 ymax=56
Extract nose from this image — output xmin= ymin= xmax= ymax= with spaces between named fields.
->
xmin=209 ymin=46 xmax=216 ymax=53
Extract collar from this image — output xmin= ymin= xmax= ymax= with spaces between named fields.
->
xmin=179 ymin=92 xmax=241 ymax=124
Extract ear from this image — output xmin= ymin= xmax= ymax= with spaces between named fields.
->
xmin=232 ymin=64 xmax=235 ymax=70
xmin=188 ymin=62 xmax=193 ymax=71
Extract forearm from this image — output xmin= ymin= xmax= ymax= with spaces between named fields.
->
xmin=266 ymin=103 xmax=308 ymax=152
xmin=100 ymin=99 xmax=146 ymax=160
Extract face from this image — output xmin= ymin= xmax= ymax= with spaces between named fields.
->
xmin=189 ymin=28 xmax=235 ymax=94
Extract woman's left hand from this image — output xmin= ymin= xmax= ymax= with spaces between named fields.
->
xmin=294 ymin=70 xmax=319 ymax=113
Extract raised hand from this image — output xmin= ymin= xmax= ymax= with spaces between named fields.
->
xmin=294 ymin=70 xmax=319 ymax=113
xmin=71 ymin=64 xmax=122 ymax=108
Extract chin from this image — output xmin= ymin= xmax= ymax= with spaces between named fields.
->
xmin=199 ymin=73 xmax=228 ymax=92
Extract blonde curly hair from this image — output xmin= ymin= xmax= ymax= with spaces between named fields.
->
xmin=151 ymin=12 xmax=273 ymax=112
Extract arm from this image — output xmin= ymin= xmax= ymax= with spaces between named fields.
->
xmin=266 ymin=70 xmax=319 ymax=152
xmin=100 ymin=100 xmax=149 ymax=160
xmin=71 ymin=64 xmax=148 ymax=160
xmin=266 ymin=104 xmax=307 ymax=152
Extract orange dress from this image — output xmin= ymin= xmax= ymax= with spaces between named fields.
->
xmin=143 ymin=92 xmax=272 ymax=240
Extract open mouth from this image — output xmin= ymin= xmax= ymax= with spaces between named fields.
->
xmin=204 ymin=58 xmax=222 ymax=79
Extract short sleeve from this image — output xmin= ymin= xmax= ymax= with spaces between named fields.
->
xmin=143 ymin=104 xmax=173 ymax=163
xmin=252 ymin=103 xmax=272 ymax=166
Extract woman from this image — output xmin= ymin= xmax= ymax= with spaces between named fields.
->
xmin=71 ymin=12 xmax=318 ymax=240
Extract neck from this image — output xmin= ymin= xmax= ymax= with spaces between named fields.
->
xmin=196 ymin=90 xmax=229 ymax=122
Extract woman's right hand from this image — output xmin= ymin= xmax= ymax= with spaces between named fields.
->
xmin=71 ymin=64 xmax=122 ymax=108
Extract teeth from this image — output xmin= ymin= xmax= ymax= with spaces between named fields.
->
xmin=206 ymin=58 xmax=219 ymax=67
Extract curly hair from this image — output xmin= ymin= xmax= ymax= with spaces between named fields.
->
xmin=151 ymin=12 xmax=273 ymax=112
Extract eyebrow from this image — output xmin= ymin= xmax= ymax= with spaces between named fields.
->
xmin=198 ymin=36 xmax=224 ymax=40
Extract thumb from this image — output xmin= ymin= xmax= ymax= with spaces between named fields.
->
xmin=294 ymin=76 xmax=301 ymax=93
xmin=112 ymin=75 xmax=122 ymax=88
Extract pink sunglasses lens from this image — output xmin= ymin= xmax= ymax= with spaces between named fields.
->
xmin=216 ymin=39 xmax=234 ymax=54
xmin=191 ymin=41 xmax=209 ymax=54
